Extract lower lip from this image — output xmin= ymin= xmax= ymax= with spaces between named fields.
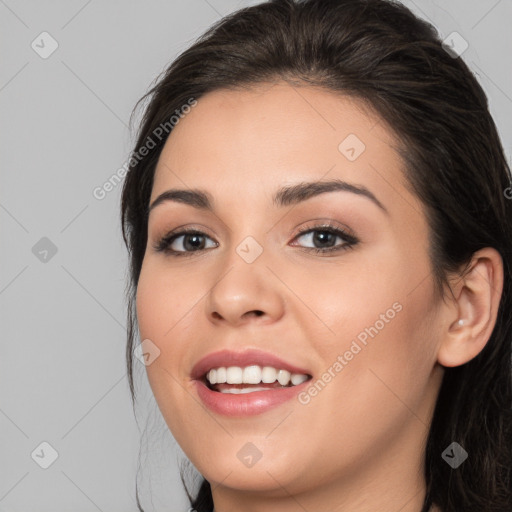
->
xmin=194 ymin=380 xmax=310 ymax=416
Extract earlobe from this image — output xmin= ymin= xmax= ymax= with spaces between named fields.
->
xmin=437 ymin=247 xmax=504 ymax=368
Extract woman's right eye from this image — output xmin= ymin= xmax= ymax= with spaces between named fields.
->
xmin=153 ymin=229 xmax=218 ymax=256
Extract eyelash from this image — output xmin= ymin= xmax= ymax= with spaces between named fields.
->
xmin=153 ymin=223 xmax=359 ymax=257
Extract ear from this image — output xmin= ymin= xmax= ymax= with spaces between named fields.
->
xmin=437 ymin=247 xmax=504 ymax=367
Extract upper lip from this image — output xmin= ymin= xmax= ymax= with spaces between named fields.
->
xmin=191 ymin=348 xmax=312 ymax=381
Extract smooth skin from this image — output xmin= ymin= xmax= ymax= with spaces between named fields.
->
xmin=135 ymin=81 xmax=503 ymax=512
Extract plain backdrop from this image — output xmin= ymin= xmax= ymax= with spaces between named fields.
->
xmin=1 ymin=1 xmax=511 ymax=511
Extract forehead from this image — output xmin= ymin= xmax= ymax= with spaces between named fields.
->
xmin=150 ymin=82 xmax=411 ymax=214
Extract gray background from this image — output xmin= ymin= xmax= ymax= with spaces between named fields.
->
xmin=1 ymin=1 xmax=510 ymax=511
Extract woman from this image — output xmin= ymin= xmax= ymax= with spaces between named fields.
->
xmin=120 ymin=0 xmax=512 ymax=510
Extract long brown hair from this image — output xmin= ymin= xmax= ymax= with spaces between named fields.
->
xmin=121 ymin=1 xmax=512 ymax=510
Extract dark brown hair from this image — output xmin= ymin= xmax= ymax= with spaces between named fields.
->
xmin=121 ymin=1 xmax=512 ymax=510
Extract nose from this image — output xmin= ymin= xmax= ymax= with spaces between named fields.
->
xmin=205 ymin=256 xmax=285 ymax=327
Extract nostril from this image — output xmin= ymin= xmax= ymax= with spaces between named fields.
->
xmin=246 ymin=310 xmax=264 ymax=318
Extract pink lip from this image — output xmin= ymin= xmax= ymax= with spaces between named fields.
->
xmin=190 ymin=348 xmax=311 ymax=381
xmin=194 ymin=379 xmax=311 ymax=416
xmin=190 ymin=348 xmax=313 ymax=417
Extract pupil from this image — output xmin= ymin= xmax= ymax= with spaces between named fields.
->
xmin=314 ymin=231 xmax=334 ymax=248
xmin=185 ymin=234 xmax=204 ymax=251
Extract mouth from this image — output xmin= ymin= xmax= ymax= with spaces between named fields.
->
xmin=191 ymin=349 xmax=313 ymax=416
xmin=201 ymin=364 xmax=312 ymax=394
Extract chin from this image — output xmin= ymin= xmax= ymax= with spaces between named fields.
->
xmin=194 ymin=451 xmax=309 ymax=494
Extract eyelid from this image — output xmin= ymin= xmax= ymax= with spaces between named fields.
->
xmin=290 ymin=218 xmax=357 ymax=239
xmin=153 ymin=222 xmax=217 ymax=242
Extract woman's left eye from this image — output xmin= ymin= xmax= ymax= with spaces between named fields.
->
xmin=291 ymin=226 xmax=358 ymax=254
xmin=153 ymin=225 xmax=358 ymax=257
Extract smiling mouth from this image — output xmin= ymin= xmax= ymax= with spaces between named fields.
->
xmin=202 ymin=365 xmax=313 ymax=394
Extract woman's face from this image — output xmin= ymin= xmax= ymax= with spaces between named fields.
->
xmin=136 ymin=82 xmax=445 ymax=502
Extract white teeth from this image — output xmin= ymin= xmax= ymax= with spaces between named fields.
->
xmin=243 ymin=365 xmax=262 ymax=384
xmin=220 ymin=386 xmax=273 ymax=394
xmin=205 ymin=365 xmax=309 ymax=387
xmin=226 ymin=366 xmax=243 ymax=384
xmin=277 ymin=369 xmax=291 ymax=386
xmin=261 ymin=366 xmax=277 ymax=383
xmin=216 ymin=367 xmax=227 ymax=384
xmin=208 ymin=369 xmax=217 ymax=385
xmin=291 ymin=373 xmax=308 ymax=385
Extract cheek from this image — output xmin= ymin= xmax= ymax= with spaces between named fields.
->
xmin=287 ymin=252 xmax=406 ymax=351
xmin=135 ymin=262 xmax=193 ymax=400
xmin=135 ymin=262 xmax=202 ymax=442
xmin=135 ymin=271 xmax=167 ymax=342
xmin=289 ymin=280 xmax=439 ymax=470
xmin=136 ymin=260 xmax=200 ymax=342
xmin=297 ymin=247 xmax=439 ymax=411
xmin=326 ymin=274 xmax=439 ymax=422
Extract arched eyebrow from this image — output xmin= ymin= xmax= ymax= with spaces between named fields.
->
xmin=148 ymin=179 xmax=388 ymax=215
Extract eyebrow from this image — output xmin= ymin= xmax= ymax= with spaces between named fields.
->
xmin=148 ymin=179 xmax=388 ymax=215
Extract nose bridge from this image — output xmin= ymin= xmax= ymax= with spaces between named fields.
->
xmin=204 ymin=231 xmax=284 ymax=325
xmin=218 ymin=207 xmax=269 ymax=268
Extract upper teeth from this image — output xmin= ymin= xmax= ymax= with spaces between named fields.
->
xmin=206 ymin=365 xmax=309 ymax=386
